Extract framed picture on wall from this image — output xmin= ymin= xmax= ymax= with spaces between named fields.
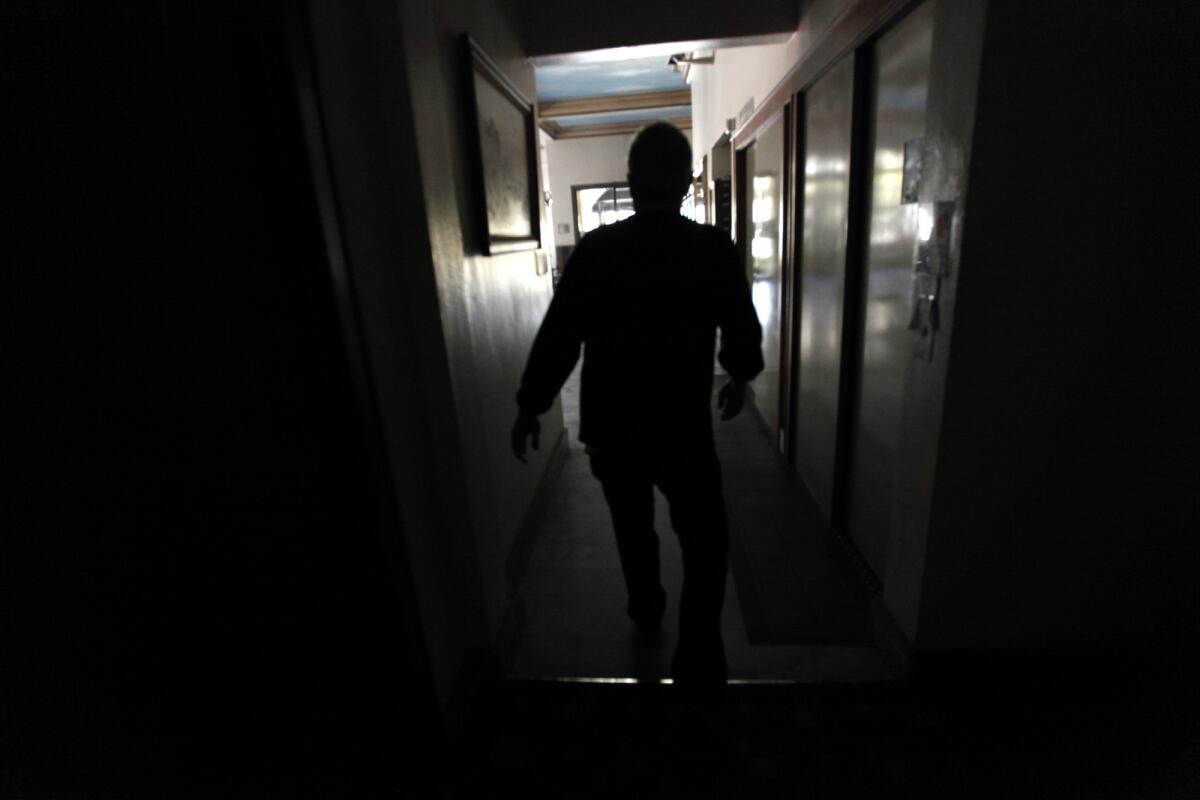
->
xmin=462 ymin=34 xmax=541 ymax=254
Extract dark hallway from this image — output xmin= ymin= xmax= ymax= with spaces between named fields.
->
xmin=4 ymin=0 xmax=1198 ymax=797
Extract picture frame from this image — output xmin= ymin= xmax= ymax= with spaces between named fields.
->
xmin=462 ymin=34 xmax=541 ymax=255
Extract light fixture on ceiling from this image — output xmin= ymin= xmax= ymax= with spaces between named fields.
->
xmin=667 ymin=52 xmax=715 ymax=67
xmin=668 ymin=51 xmax=715 ymax=84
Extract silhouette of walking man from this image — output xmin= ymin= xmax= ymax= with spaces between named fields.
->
xmin=511 ymin=122 xmax=763 ymax=693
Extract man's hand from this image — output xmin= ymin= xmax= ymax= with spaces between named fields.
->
xmin=511 ymin=411 xmax=541 ymax=463
xmin=717 ymin=380 xmax=747 ymax=421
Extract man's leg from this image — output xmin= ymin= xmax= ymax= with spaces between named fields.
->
xmin=657 ymin=447 xmax=729 ymax=688
xmin=590 ymin=450 xmax=667 ymax=632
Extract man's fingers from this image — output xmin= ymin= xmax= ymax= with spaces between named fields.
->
xmin=511 ymin=416 xmax=530 ymax=463
xmin=511 ymin=413 xmax=540 ymax=462
xmin=719 ymin=383 xmax=744 ymax=421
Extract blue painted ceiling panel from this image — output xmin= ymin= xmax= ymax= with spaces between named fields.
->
xmin=535 ymin=56 xmax=688 ymax=102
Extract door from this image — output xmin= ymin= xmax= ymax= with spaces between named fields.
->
xmin=844 ymin=1 xmax=935 ymax=581
xmin=742 ymin=112 xmax=788 ymax=440
xmin=794 ymin=55 xmax=856 ymax=522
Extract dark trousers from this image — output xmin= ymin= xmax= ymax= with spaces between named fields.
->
xmin=589 ymin=444 xmax=730 ymax=685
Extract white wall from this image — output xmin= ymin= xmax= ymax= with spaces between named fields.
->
xmin=691 ymin=37 xmax=799 ymax=164
xmin=544 ymin=133 xmax=635 ymax=247
xmin=690 ymin=0 xmax=846 ymax=169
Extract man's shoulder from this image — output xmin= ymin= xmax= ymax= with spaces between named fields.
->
xmin=581 ymin=216 xmax=639 ymax=243
xmin=680 ymin=219 xmax=738 ymax=263
xmin=586 ymin=216 xmax=733 ymax=243
xmin=575 ymin=217 xmax=735 ymax=267
xmin=691 ymin=220 xmax=735 ymax=247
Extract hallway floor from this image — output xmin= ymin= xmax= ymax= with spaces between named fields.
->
xmin=482 ymin=372 xmax=1198 ymax=798
xmin=506 ymin=367 xmax=884 ymax=683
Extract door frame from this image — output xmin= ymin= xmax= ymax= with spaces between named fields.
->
xmin=733 ymin=104 xmax=793 ymax=454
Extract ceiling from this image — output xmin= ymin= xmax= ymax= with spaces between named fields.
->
xmin=535 ymin=55 xmax=687 ymax=103
xmin=534 ymin=51 xmax=691 ymax=140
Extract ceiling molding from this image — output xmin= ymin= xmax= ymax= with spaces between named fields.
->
xmin=538 ymin=89 xmax=691 ymax=119
xmin=540 ymin=116 xmax=692 ymax=141
xmin=540 ymin=119 xmax=566 ymax=138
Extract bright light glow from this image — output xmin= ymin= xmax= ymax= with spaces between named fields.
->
xmin=917 ymin=205 xmax=934 ymax=243
xmin=799 ymin=309 xmax=814 ymax=360
xmin=878 ymin=148 xmax=904 ymax=171
xmin=866 ymin=300 xmax=898 ymax=334
xmin=753 ymin=175 xmax=773 ymax=192
xmin=752 ymin=279 xmax=773 ymax=323
xmin=805 ymin=156 xmax=849 ymax=177
xmin=751 ymin=235 xmax=774 ymax=260
xmin=752 ymin=197 xmax=774 ymax=223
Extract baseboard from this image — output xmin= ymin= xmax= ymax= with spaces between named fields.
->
xmin=441 ymin=429 xmax=569 ymax=746
xmin=868 ymin=595 xmax=913 ymax=681
xmin=441 ymin=645 xmax=500 ymax=750
xmin=495 ymin=428 xmax=569 ymax=676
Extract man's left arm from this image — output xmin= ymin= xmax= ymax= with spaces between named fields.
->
xmin=714 ymin=234 xmax=764 ymax=421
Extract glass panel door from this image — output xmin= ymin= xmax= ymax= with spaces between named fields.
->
xmin=844 ymin=1 xmax=935 ymax=581
xmin=743 ymin=114 xmax=787 ymax=439
xmin=795 ymin=55 xmax=856 ymax=522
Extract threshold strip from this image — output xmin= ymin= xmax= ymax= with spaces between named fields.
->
xmin=521 ymin=677 xmax=807 ymax=685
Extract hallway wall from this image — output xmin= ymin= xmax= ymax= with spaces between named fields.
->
xmin=397 ymin=0 xmax=566 ymax=640
xmin=912 ymin=0 xmax=1199 ymax=650
xmin=306 ymin=0 xmax=565 ymax=707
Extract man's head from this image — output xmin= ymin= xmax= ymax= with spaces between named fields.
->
xmin=627 ymin=122 xmax=692 ymax=210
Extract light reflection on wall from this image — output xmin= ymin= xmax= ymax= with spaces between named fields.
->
xmin=752 ymin=279 xmax=773 ymax=327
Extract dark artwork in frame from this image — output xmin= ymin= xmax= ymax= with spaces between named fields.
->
xmin=463 ymin=34 xmax=541 ymax=255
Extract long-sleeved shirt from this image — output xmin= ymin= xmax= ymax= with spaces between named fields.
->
xmin=516 ymin=211 xmax=764 ymax=450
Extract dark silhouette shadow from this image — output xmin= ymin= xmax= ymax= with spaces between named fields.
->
xmin=512 ymin=123 xmax=765 ymax=694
